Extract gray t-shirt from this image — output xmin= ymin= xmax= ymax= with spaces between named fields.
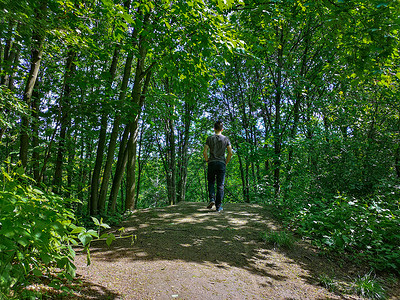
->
xmin=206 ymin=134 xmax=231 ymax=163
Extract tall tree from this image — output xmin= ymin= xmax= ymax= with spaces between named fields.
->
xmin=19 ymin=0 xmax=47 ymax=169
xmin=53 ymin=49 xmax=76 ymax=189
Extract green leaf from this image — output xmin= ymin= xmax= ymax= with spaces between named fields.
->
xmin=15 ymin=166 xmax=24 ymax=175
xmin=17 ymin=237 xmax=29 ymax=247
xmin=78 ymin=232 xmax=93 ymax=247
xmin=101 ymin=0 xmax=113 ymax=7
xmin=40 ymin=253 xmax=52 ymax=265
xmin=100 ymin=223 xmax=111 ymax=229
xmin=32 ymin=268 xmax=42 ymax=277
xmin=66 ymin=260 xmax=76 ymax=277
xmin=99 ymin=233 xmax=109 ymax=239
xmin=91 ymin=217 xmax=100 ymax=226
xmin=32 ymin=188 xmax=44 ymax=195
xmin=106 ymin=233 xmax=116 ymax=246
xmin=122 ymin=12 xmax=134 ymax=24
xmin=69 ymin=238 xmax=79 ymax=246
xmin=70 ymin=227 xmax=86 ymax=234
xmin=87 ymin=229 xmax=99 ymax=238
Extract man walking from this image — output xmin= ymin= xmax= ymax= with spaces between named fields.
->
xmin=203 ymin=121 xmax=233 ymax=212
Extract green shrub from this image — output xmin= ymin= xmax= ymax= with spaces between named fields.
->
xmin=284 ymin=192 xmax=400 ymax=273
xmin=0 ymin=164 xmax=116 ymax=298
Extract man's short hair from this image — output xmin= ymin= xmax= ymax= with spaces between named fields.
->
xmin=214 ymin=121 xmax=223 ymax=131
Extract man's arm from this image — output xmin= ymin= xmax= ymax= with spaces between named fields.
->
xmin=203 ymin=144 xmax=209 ymax=162
xmin=226 ymin=145 xmax=233 ymax=164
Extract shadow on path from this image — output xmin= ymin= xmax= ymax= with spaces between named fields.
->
xmin=74 ymin=202 xmax=364 ymax=299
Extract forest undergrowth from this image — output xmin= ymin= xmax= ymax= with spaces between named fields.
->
xmin=267 ymin=183 xmax=400 ymax=278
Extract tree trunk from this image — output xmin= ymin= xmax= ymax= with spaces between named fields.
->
xmin=125 ymin=68 xmax=152 ymax=210
xmin=125 ymin=122 xmax=138 ymax=211
xmin=108 ymin=125 xmax=130 ymax=212
xmin=272 ymin=26 xmax=284 ymax=197
xmin=31 ymin=89 xmax=40 ymax=181
xmin=53 ymin=117 xmax=68 ymax=189
xmin=1 ymin=21 xmax=21 ymax=90
xmin=395 ymin=146 xmax=400 ymax=179
xmin=67 ymin=132 xmax=76 ymax=197
xmin=53 ymin=49 xmax=76 ymax=190
xmin=395 ymin=113 xmax=400 ymax=178
xmin=135 ymin=125 xmax=145 ymax=206
xmin=77 ymin=131 xmax=87 ymax=204
xmin=89 ymin=113 xmax=108 ymax=215
xmin=125 ymin=12 xmax=153 ymax=210
xmin=7 ymin=45 xmax=20 ymax=90
xmin=287 ymin=95 xmax=301 ymax=180
xmin=176 ymin=101 xmax=192 ymax=203
xmin=287 ymin=21 xmax=312 ymax=186
xmin=98 ymin=47 xmax=133 ymax=213
xmin=237 ymin=153 xmax=249 ymax=203
xmin=19 ymin=1 xmax=47 ymax=169
xmin=256 ymin=67 xmax=272 ymax=179
xmin=166 ymin=111 xmax=176 ymax=206
xmin=1 ymin=19 xmax=16 ymax=86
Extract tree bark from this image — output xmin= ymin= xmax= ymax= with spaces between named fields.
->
xmin=1 ymin=21 xmax=21 ymax=90
xmin=395 ymin=146 xmax=400 ymax=179
xmin=98 ymin=47 xmax=133 ymax=213
xmin=31 ymin=89 xmax=40 ymax=181
xmin=125 ymin=66 xmax=152 ymax=210
xmin=53 ymin=49 xmax=76 ymax=190
xmin=67 ymin=131 xmax=76 ymax=197
xmin=395 ymin=111 xmax=400 ymax=178
xmin=108 ymin=125 xmax=130 ymax=212
xmin=176 ymin=101 xmax=193 ymax=203
xmin=272 ymin=25 xmax=284 ymax=197
xmin=89 ymin=113 xmax=108 ymax=215
xmin=89 ymin=43 xmax=122 ymax=215
xmin=165 ymin=107 xmax=176 ymax=206
xmin=125 ymin=12 xmax=153 ymax=211
xmin=1 ymin=19 xmax=16 ymax=86
xmin=19 ymin=1 xmax=47 ymax=169
xmin=237 ymin=153 xmax=250 ymax=203
xmin=134 ymin=124 xmax=153 ymax=207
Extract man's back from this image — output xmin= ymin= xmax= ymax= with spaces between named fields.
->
xmin=206 ymin=134 xmax=230 ymax=163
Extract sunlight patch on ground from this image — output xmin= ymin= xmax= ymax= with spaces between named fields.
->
xmin=173 ymin=214 xmax=214 ymax=224
xmin=135 ymin=251 xmax=148 ymax=257
xmin=158 ymin=213 xmax=182 ymax=219
xmin=227 ymin=218 xmax=248 ymax=227
xmin=204 ymin=225 xmax=219 ymax=230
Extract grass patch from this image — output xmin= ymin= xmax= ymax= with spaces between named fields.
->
xmin=261 ymin=229 xmax=295 ymax=249
xmin=318 ymin=273 xmax=338 ymax=292
xmin=351 ymin=272 xmax=386 ymax=299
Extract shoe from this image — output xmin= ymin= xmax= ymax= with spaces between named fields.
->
xmin=216 ymin=206 xmax=223 ymax=212
xmin=207 ymin=201 xmax=215 ymax=209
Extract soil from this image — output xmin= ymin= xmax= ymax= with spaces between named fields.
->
xmin=70 ymin=202 xmax=399 ymax=300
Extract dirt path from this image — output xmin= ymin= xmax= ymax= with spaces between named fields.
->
xmin=72 ymin=202 xmax=393 ymax=299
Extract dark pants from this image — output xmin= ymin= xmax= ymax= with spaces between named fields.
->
xmin=207 ymin=161 xmax=226 ymax=209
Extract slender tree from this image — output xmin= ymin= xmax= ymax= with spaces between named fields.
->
xmin=19 ymin=0 xmax=47 ymax=169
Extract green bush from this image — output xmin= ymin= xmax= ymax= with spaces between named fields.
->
xmin=0 ymin=165 xmax=80 ymax=298
xmin=287 ymin=192 xmax=400 ymax=273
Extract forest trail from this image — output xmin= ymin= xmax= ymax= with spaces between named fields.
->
xmin=73 ymin=202 xmax=366 ymax=300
